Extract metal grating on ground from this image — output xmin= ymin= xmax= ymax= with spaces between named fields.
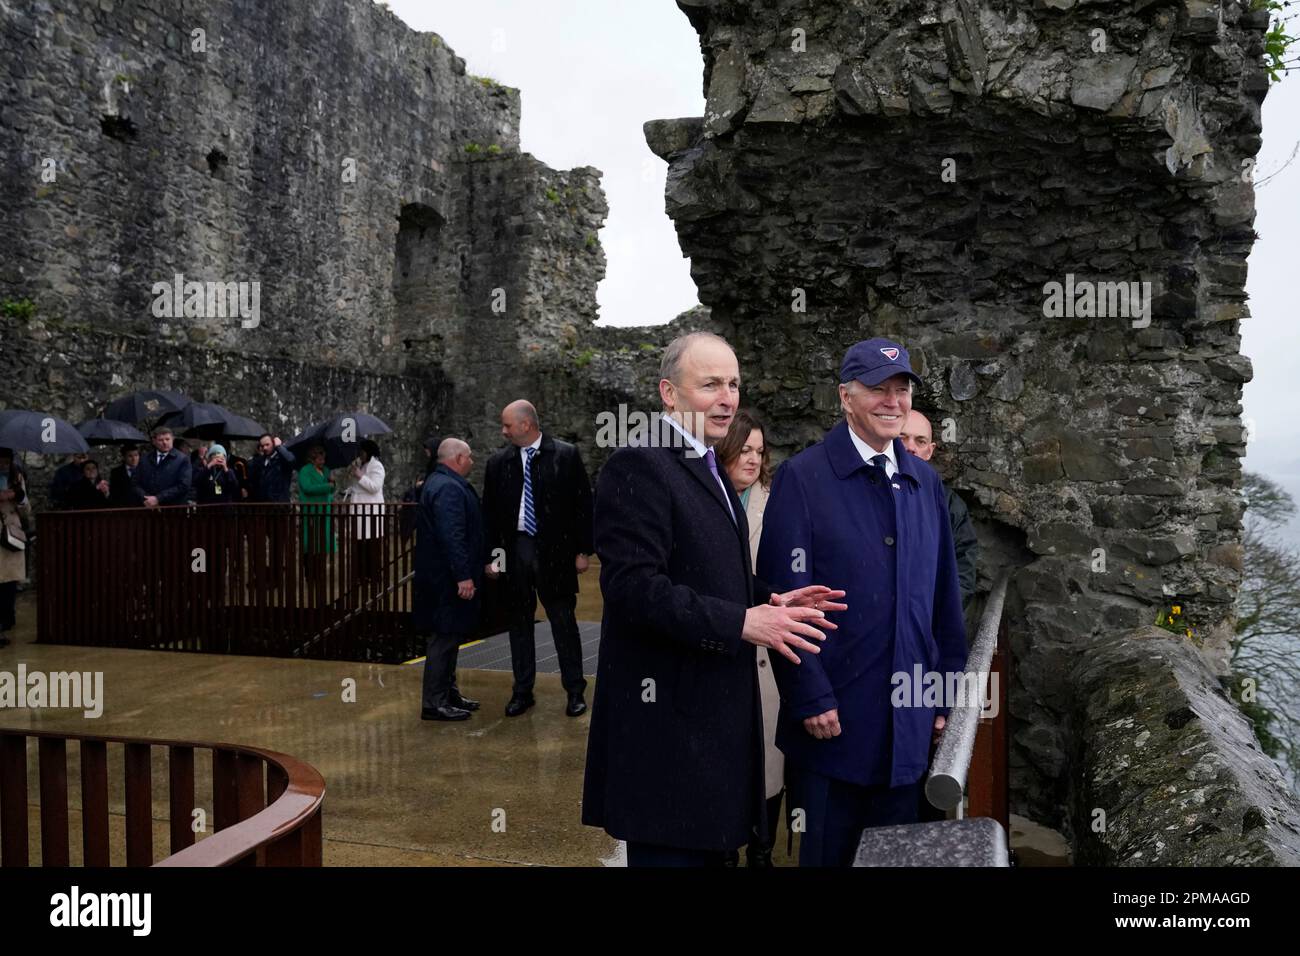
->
xmin=447 ymin=620 xmax=602 ymax=676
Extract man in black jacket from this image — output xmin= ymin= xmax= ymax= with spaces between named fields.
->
xmin=247 ymin=433 xmax=296 ymax=586
xmin=581 ymin=332 xmax=845 ymax=866
xmin=109 ymin=445 xmax=142 ymax=507
xmin=247 ymin=433 xmax=296 ymax=502
xmin=482 ymin=400 xmax=594 ymax=718
xmin=900 ymin=411 xmax=979 ymax=607
xmin=134 ymin=427 xmax=191 ymax=507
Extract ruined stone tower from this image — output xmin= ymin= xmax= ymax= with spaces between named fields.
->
xmin=631 ymin=0 xmax=1296 ymax=861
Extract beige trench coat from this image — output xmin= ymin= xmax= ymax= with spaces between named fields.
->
xmin=745 ymin=481 xmax=784 ymax=799
xmin=0 ymin=503 xmax=27 ymax=585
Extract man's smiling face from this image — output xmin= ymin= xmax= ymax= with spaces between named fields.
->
xmin=839 ymin=374 xmax=913 ymax=452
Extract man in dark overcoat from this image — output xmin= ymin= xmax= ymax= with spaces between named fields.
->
xmin=415 ymin=438 xmax=485 ymax=721
xmin=582 ymin=331 xmax=845 ymax=866
xmin=134 ymin=427 xmax=191 ymax=507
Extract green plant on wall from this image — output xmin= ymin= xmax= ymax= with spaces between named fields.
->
xmin=464 ymin=142 xmax=482 ymax=154
xmin=574 ymin=348 xmax=596 ymax=368
xmin=1256 ymin=0 xmax=1298 ymax=81
xmin=545 ymin=188 xmax=561 ymax=204
xmin=1 ymin=298 xmax=36 ymax=321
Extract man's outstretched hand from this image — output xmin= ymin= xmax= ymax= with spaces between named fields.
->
xmin=770 ymin=585 xmax=847 ymax=615
xmin=742 ymin=603 xmax=836 ymax=664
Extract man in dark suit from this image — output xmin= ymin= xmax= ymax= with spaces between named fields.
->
xmin=414 ymin=438 xmax=485 ymax=721
xmin=134 ymin=427 xmax=191 ymax=507
xmin=582 ymin=331 xmax=846 ymax=866
xmin=109 ymin=445 xmax=142 ymax=507
xmin=247 ymin=433 xmax=296 ymax=502
xmin=481 ymin=400 xmax=594 ymax=718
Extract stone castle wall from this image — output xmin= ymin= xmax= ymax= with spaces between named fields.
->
xmin=0 ymin=0 xmax=606 ymax=493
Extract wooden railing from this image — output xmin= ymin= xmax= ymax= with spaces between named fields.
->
xmin=0 ymin=727 xmax=324 ymax=867
xmin=35 ymin=503 xmax=421 ymax=663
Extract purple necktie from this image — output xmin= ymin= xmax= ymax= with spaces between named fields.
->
xmin=704 ymin=447 xmax=736 ymax=524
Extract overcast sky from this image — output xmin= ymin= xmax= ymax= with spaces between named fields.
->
xmin=393 ymin=1 xmax=1300 ymax=540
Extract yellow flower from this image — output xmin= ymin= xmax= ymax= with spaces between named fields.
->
xmin=1167 ymin=616 xmax=1174 ymax=625
xmin=1185 ymin=629 xmax=1192 ymax=638
xmin=1172 ymin=605 xmax=1182 ymax=615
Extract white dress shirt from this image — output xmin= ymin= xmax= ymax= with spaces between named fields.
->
xmin=516 ymin=433 xmax=543 ymax=532
xmin=846 ymin=426 xmax=899 ymax=480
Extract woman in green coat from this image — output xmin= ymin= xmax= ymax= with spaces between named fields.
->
xmin=298 ymin=445 xmax=336 ymax=554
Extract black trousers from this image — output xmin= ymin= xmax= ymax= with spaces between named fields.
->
xmin=420 ymin=630 xmax=465 ymax=710
xmin=506 ymin=533 xmax=586 ymax=695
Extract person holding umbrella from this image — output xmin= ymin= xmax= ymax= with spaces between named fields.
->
xmin=49 ymin=452 xmax=89 ymax=509
xmin=66 ymin=460 xmax=111 ymax=509
xmin=0 ymin=447 xmax=30 ymax=646
xmin=297 ymin=444 xmax=336 ymax=601
xmin=74 ymin=418 xmax=150 ymax=509
xmin=343 ymin=439 xmax=386 ymax=588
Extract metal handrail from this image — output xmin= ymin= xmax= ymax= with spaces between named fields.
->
xmin=925 ymin=573 xmax=1009 ymax=811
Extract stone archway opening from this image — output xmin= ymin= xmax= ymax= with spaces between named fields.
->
xmin=393 ymin=202 xmax=449 ymax=361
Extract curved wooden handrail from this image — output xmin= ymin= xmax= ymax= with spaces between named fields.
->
xmin=2 ymin=727 xmax=324 ymax=867
xmin=155 ymin=745 xmax=325 ymax=867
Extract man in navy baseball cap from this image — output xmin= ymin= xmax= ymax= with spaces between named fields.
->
xmin=757 ymin=335 xmax=966 ymax=865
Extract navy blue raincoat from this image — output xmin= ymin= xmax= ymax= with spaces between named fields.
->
xmin=756 ymin=421 xmax=967 ymax=788
xmin=413 ymin=464 xmax=484 ymax=635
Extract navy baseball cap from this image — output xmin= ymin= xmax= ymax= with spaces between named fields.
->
xmin=840 ymin=337 xmax=922 ymax=388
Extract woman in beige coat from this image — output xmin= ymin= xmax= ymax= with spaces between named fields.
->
xmin=717 ymin=409 xmax=782 ymax=866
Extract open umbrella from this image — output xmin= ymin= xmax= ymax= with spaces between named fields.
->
xmin=286 ymin=412 xmax=393 ymax=469
xmin=0 ymin=409 xmax=92 ymax=454
xmin=76 ymin=416 xmax=149 ymax=445
xmin=103 ymin=389 xmax=192 ymax=424
xmin=158 ymin=402 xmax=267 ymax=440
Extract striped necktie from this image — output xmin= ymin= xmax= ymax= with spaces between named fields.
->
xmin=523 ymin=447 xmax=538 ymax=535
xmin=870 ymin=453 xmax=890 ymax=476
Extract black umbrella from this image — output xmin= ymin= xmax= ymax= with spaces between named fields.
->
xmin=76 ymin=416 xmax=149 ymax=445
xmin=286 ymin=412 xmax=393 ymax=469
xmin=0 ymin=409 xmax=91 ymax=454
xmin=158 ymin=402 xmax=267 ymax=440
xmin=103 ymin=389 xmax=192 ymax=423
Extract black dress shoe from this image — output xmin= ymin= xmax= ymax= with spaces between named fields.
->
xmin=421 ymin=704 xmax=471 ymax=721
xmin=505 ymin=693 xmax=535 ymax=717
xmin=451 ymin=692 xmax=480 ymax=711
xmin=565 ymin=692 xmax=587 ymax=717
